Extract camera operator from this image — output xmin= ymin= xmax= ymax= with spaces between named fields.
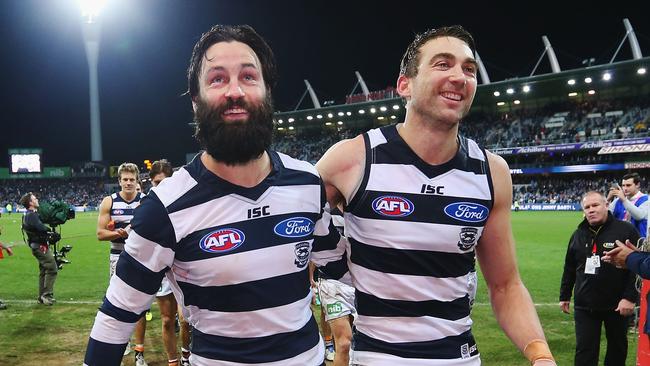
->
xmin=19 ymin=192 xmax=58 ymax=306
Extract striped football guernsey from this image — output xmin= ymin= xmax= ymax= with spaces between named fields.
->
xmin=109 ymin=192 xmax=143 ymax=254
xmin=84 ymin=151 xmax=340 ymax=366
xmin=348 ymin=125 xmax=494 ymax=365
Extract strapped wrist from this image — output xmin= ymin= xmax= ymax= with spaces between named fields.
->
xmin=523 ymin=339 xmax=554 ymax=364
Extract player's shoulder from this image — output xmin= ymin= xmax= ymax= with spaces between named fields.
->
xmin=148 ymin=166 xmax=198 ymax=208
xmin=317 ymin=135 xmax=365 ymax=170
xmin=274 ymin=150 xmax=319 ymax=178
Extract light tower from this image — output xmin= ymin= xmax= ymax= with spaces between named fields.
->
xmin=79 ymin=0 xmax=106 ymax=161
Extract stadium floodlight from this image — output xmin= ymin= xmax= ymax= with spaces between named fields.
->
xmin=379 ymin=106 xmax=387 ymax=112
xmin=584 ymin=77 xmax=592 ymax=83
xmin=358 ymin=109 xmax=365 ymax=114
xmin=337 ymin=121 xmax=343 ymax=125
xmin=277 ymin=119 xmax=283 ymax=124
xmin=567 ymin=79 xmax=576 ymax=85
xmin=288 ymin=118 xmax=295 ymax=123
xmin=522 ymin=86 xmax=531 ymax=93
xmin=603 ymin=72 xmax=612 ymax=81
xmin=514 ymin=100 xmax=521 ymax=105
xmin=568 ymin=92 xmax=578 ymax=97
xmin=327 ymin=113 xmax=333 ymax=118
xmin=390 ymin=115 xmax=397 ymax=120
xmin=79 ymin=0 xmax=107 ymax=161
xmin=306 ymin=115 xmax=313 ymax=120
xmin=277 ymin=127 xmax=285 ymax=131
xmin=496 ymin=101 xmax=505 ymax=106
xmin=370 ymin=108 xmax=377 ymax=114
xmin=638 ymin=67 xmax=647 ymax=75
xmin=79 ymin=0 xmax=107 ymax=24
xmin=337 ymin=112 xmax=344 ymax=116
xmin=346 ymin=111 xmax=352 ymax=116
xmin=493 ymin=91 xmax=500 ymax=97
xmin=325 ymin=122 xmax=333 ymax=126
xmin=588 ymin=90 xmax=596 ymax=95
xmin=288 ymin=126 xmax=294 ymax=130
xmin=506 ymin=88 xmax=514 ymax=94
xmin=392 ymin=105 xmax=400 ymax=110
xmin=377 ymin=116 xmax=385 ymax=120
xmin=316 ymin=114 xmax=323 ymax=119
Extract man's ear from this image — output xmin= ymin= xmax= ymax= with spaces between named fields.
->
xmin=396 ymin=74 xmax=411 ymax=99
xmin=191 ymin=96 xmax=198 ymax=113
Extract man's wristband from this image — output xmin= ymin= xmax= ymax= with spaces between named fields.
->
xmin=523 ymin=339 xmax=554 ymax=364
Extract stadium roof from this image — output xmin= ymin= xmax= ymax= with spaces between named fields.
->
xmin=274 ymin=57 xmax=650 ymax=131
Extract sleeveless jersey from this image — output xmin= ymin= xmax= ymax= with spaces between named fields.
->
xmin=109 ymin=191 xmax=143 ymax=254
xmin=85 ymin=151 xmax=340 ymax=366
xmin=346 ymin=125 xmax=494 ymax=365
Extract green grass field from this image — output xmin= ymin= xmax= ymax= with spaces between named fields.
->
xmin=0 ymin=211 xmax=641 ymax=365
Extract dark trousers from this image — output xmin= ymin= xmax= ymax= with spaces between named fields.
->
xmin=574 ymin=308 xmax=628 ymax=366
xmin=30 ymin=244 xmax=58 ymax=298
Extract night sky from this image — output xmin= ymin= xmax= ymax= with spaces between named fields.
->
xmin=1 ymin=0 xmax=648 ymax=167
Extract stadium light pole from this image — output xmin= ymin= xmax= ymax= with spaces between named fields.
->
xmin=79 ymin=0 xmax=106 ymax=162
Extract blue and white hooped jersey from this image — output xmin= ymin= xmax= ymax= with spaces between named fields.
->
xmin=109 ymin=191 xmax=143 ymax=253
xmin=346 ymin=125 xmax=494 ymax=365
xmin=85 ymin=151 xmax=340 ymax=366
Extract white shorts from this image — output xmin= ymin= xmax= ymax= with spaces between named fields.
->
xmin=157 ymin=276 xmax=173 ymax=297
xmin=318 ymin=277 xmax=356 ymax=322
xmin=109 ymin=253 xmax=120 ymax=278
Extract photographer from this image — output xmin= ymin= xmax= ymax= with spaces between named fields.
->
xmin=20 ymin=192 xmax=58 ymax=306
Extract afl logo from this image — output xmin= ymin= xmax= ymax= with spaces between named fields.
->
xmin=274 ymin=217 xmax=315 ymax=238
xmin=444 ymin=202 xmax=489 ymax=223
xmin=199 ymin=228 xmax=245 ymax=253
xmin=372 ymin=195 xmax=414 ymax=217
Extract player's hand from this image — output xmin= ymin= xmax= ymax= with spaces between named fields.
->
xmin=616 ymin=298 xmax=635 ymax=317
xmin=532 ymin=359 xmax=556 ymax=366
xmin=603 ymin=240 xmax=636 ymax=268
xmin=559 ymin=301 xmax=570 ymax=314
xmin=116 ymin=228 xmax=129 ymax=239
xmin=4 ymin=245 xmax=13 ymax=256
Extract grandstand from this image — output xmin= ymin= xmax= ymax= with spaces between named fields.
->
xmin=270 ymin=52 xmax=650 ymax=211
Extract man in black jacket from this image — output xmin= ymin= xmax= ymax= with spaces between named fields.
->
xmin=559 ymin=190 xmax=639 ymax=366
xmin=20 ymin=192 xmax=58 ymax=305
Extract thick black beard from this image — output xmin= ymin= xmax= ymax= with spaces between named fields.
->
xmin=193 ymin=95 xmax=274 ymax=166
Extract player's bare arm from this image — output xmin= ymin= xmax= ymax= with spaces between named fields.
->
xmin=476 ymin=151 xmax=554 ymax=363
xmin=316 ymin=135 xmax=365 ymax=209
xmin=96 ymin=196 xmax=126 ymax=242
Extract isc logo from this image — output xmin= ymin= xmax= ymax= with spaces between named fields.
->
xmin=199 ymin=228 xmax=245 ymax=253
xmin=372 ymin=195 xmax=414 ymax=217
xmin=112 ymin=209 xmax=124 ymax=215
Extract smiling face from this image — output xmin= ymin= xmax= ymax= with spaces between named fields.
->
xmin=192 ymin=41 xmax=274 ymax=165
xmin=397 ymin=36 xmax=477 ymax=127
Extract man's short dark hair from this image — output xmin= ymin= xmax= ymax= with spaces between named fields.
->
xmin=187 ymin=24 xmax=277 ymax=99
xmin=149 ymin=159 xmax=173 ymax=179
xmin=399 ymin=25 xmax=476 ymax=78
xmin=622 ymin=172 xmax=641 ymax=185
xmin=19 ymin=192 xmax=33 ymax=208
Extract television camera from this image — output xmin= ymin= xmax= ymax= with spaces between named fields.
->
xmin=38 ymin=200 xmax=75 ymax=270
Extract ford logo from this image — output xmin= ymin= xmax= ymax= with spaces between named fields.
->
xmin=372 ymin=195 xmax=414 ymax=217
xmin=444 ymin=202 xmax=489 ymax=223
xmin=199 ymin=228 xmax=245 ymax=253
xmin=274 ymin=217 xmax=315 ymax=238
